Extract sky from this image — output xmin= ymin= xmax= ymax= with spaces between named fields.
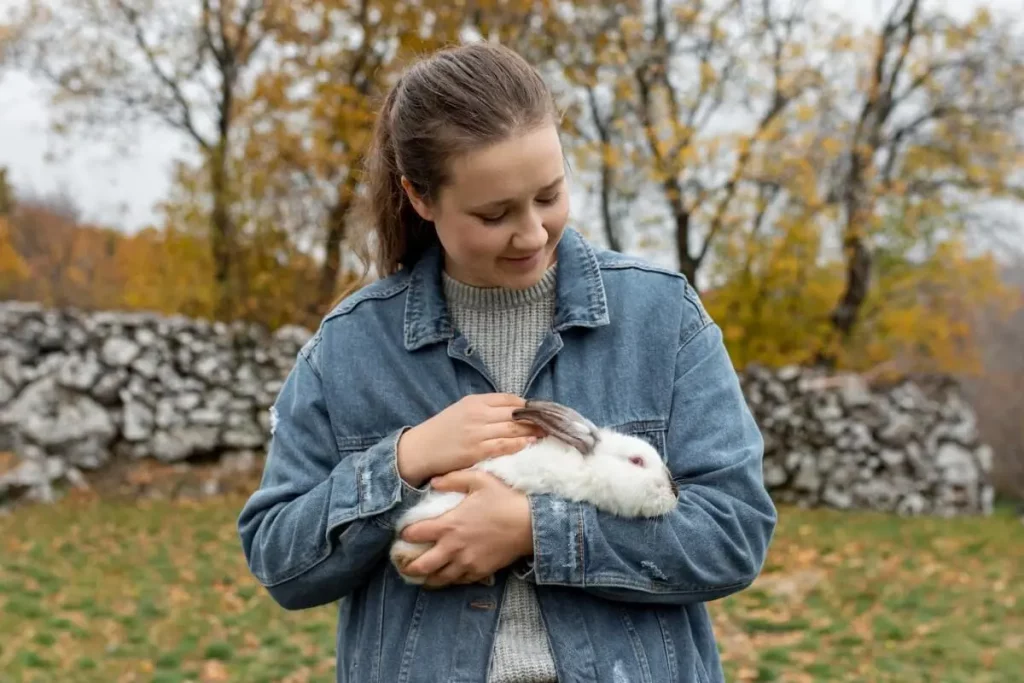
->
xmin=0 ymin=0 xmax=1020 ymax=233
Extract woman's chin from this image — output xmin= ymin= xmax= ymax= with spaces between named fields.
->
xmin=493 ymin=251 xmax=553 ymax=288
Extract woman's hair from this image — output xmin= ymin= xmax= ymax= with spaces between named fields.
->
xmin=343 ymin=41 xmax=560 ymax=294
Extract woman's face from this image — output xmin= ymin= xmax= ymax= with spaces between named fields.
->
xmin=402 ymin=122 xmax=569 ymax=289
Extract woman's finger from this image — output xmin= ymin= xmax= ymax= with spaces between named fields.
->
xmin=480 ymin=393 xmax=527 ymax=408
xmin=403 ymin=542 xmax=452 ymax=578
xmin=424 ymin=562 xmax=470 ymax=589
xmin=482 ymin=420 xmax=544 ymax=440
xmin=480 ymin=436 xmax=539 ymax=459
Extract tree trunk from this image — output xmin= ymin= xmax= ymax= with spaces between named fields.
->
xmin=831 ymin=235 xmax=872 ymax=335
xmin=674 ymin=210 xmax=698 ymax=289
xmin=210 ymin=145 xmax=234 ymax=321
xmin=599 ymin=160 xmax=620 ymax=252
xmin=314 ymin=170 xmax=361 ymax=315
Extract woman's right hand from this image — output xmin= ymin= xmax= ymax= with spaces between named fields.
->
xmin=396 ymin=393 xmax=545 ymax=488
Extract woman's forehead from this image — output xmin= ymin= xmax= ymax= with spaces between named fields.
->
xmin=445 ymin=125 xmax=565 ymax=204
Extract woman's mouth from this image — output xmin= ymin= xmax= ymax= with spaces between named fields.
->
xmin=501 ymin=251 xmax=544 ymax=271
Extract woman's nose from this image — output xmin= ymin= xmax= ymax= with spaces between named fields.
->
xmin=514 ymin=210 xmax=548 ymax=250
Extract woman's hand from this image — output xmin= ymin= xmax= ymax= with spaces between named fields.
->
xmin=396 ymin=393 xmax=544 ymax=487
xmin=399 ymin=471 xmax=534 ymax=588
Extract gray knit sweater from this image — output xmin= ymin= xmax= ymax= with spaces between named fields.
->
xmin=442 ymin=265 xmax=559 ymax=683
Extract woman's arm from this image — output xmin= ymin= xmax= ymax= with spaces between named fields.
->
xmin=237 ymin=336 xmax=423 ymax=610
xmin=522 ymin=318 xmax=778 ymax=605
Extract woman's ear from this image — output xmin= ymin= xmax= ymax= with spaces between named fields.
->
xmin=401 ymin=176 xmax=434 ymax=222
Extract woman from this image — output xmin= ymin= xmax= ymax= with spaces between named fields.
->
xmin=238 ymin=42 xmax=776 ymax=683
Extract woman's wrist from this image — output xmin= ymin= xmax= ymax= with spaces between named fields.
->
xmin=514 ymin=493 xmax=535 ymax=558
xmin=396 ymin=427 xmax=431 ymax=488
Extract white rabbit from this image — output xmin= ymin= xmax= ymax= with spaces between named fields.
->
xmin=389 ymin=399 xmax=679 ymax=585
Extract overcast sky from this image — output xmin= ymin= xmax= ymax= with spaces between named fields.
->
xmin=0 ymin=0 xmax=1020 ymax=232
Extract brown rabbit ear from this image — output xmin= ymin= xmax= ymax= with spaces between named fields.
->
xmin=512 ymin=400 xmax=600 ymax=455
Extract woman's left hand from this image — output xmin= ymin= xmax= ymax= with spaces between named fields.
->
xmin=399 ymin=471 xmax=534 ymax=588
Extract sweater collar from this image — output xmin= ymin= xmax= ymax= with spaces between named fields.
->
xmin=442 ymin=264 xmax=557 ymax=312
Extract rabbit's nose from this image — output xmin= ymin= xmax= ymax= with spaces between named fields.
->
xmin=669 ymin=480 xmax=679 ymax=497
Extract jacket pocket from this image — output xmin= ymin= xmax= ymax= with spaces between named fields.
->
xmin=614 ymin=419 xmax=668 ymax=460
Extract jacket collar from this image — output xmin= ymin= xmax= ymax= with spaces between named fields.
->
xmin=403 ymin=227 xmax=609 ymax=351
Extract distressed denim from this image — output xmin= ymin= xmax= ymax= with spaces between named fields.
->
xmin=237 ymin=228 xmax=777 ymax=683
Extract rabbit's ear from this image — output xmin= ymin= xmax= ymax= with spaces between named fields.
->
xmin=512 ymin=400 xmax=599 ymax=455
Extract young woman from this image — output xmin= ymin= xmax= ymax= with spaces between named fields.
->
xmin=238 ymin=42 xmax=776 ymax=683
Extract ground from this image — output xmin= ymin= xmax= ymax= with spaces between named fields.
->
xmin=0 ymin=494 xmax=1021 ymax=682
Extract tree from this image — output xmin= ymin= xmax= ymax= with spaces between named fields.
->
xmin=241 ymin=0 xmax=503 ymax=314
xmin=17 ymin=0 xmax=279 ymax=319
xmin=545 ymin=0 xmax=824 ymax=288
xmin=821 ymin=1 xmax=1024 ymax=341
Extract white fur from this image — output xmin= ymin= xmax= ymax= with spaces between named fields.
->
xmin=389 ymin=428 xmax=678 ymax=584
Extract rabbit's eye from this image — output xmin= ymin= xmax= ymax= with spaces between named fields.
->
xmin=628 ymin=455 xmax=645 ymax=467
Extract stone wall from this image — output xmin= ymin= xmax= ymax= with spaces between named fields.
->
xmin=0 ymin=301 xmax=994 ymax=516
xmin=0 ymin=301 xmax=308 ymax=505
xmin=742 ymin=365 xmax=993 ymax=517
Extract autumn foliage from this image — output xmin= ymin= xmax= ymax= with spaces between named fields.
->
xmin=2 ymin=0 xmax=1022 ymax=375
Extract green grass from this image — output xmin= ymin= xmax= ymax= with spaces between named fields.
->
xmin=1 ymin=496 xmax=1021 ymax=682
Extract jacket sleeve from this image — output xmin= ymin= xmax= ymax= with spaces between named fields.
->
xmin=522 ymin=314 xmax=777 ymax=605
xmin=237 ymin=335 xmax=424 ymax=610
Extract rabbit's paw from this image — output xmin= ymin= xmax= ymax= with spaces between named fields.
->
xmin=390 ymin=539 xmax=433 ymax=584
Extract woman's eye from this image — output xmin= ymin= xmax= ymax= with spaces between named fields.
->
xmin=537 ymin=192 xmax=561 ymax=205
xmin=479 ymin=213 xmax=506 ymax=224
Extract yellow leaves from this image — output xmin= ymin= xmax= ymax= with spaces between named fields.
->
xmin=699 ymin=61 xmax=717 ymax=89
xmin=794 ymin=104 xmax=816 ymax=123
xmin=0 ymin=217 xmax=30 ymax=288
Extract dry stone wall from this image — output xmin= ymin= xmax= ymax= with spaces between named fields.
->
xmin=0 ymin=301 xmax=994 ymax=516
xmin=741 ymin=365 xmax=993 ymax=517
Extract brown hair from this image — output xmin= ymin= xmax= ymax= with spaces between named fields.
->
xmin=342 ymin=42 xmax=560 ymax=298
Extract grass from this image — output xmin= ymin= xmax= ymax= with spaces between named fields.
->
xmin=0 ymin=496 xmax=1021 ymax=682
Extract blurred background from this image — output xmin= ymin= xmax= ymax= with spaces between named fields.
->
xmin=0 ymin=0 xmax=1022 ymax=681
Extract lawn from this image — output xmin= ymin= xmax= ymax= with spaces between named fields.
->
xmin=1 ymin=495 xmax=1021 ymax=682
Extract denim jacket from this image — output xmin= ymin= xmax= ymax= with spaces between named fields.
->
xmin=237 ymin=227 xmax=777 ymax=683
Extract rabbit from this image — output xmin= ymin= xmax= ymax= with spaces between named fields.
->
xmin=389 ymin=399 xmax=680 ymax=585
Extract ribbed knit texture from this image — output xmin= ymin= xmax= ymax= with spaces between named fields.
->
xmin=442 ymin=265 xmax=559 ymax=683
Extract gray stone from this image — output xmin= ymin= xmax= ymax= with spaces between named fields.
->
xmin=822 ymin=486 xmax=853 ymax=509
xmin=123 ymin=401 xmax=155 ymax=442
xmin=880 ymin=448 xmax=905 ymax=468
xmin=155 ymin=399 xmax=183 ymax=429
xmin=101 ymin=338 xmax=141 ymax=367
xmin=174 ymin=393 xmax=202 ymax=412
xmin=793 ymin=456 xmax=821 ymax=492
xmin=150 ymin=427 xmax=220 ymax=462
xmin=878 ymin=410 xmax=916 ymax=446
xmin=131 ymin=351 xmax=160 ymax=379
xmin=190 ymin=408 xmax=224 ymax=426
xmin=936 ymin=443 xmax=978 ymax=486
xmin=840 ymin=378 xmax=873 ymax=408
xmin=0 ymin=376 xmax=14 ymax=405
xmin=777 ymin=365 xmax=801 ymax=382
xmin=223 ymin=423 xmax=265 ymax=449
xmin=975 ymin=445 xmax=993 ymax=473
xmin=92 ymin=370 xmax=129 ymax=403
xmin=763 ymin=462 xmax=788 ymax=487
xmin=896 ymin=492 xmax=927 ymax=516
xmin=57 ymin=356 xmax=102 ymax=391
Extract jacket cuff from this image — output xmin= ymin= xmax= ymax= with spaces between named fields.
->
xmin=328 ymin=427 xmax=426 ymax=532
xmin=528 ymin=494 xmax=585 ymax=585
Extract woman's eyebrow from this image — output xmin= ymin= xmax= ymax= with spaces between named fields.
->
xmin=468 ymin=175 xmax=565 ymax=212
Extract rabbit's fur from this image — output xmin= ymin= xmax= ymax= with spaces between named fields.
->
xmin=390 ymin=400 xmax=679 ymax=585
